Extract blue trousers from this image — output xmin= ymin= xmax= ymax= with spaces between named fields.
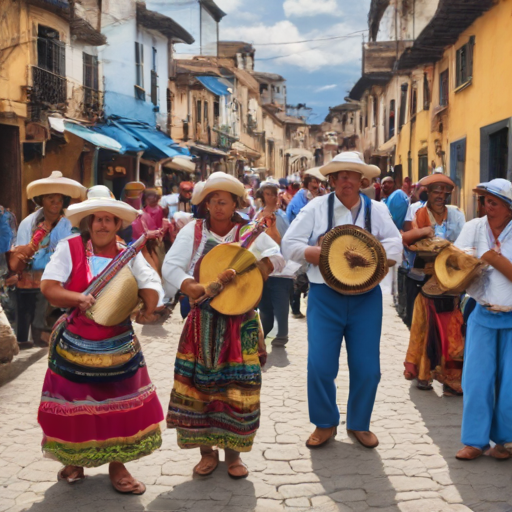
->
xmin=258 ymin=277 xmax=293 ymax=339
xmin=307 ymin=283 xmax=382 ymax=430
xmin=461 ymin=305 xmax=512 ymax=448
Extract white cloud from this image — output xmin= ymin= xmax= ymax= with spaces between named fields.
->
xmin=283 ymin=0 xmax=340 ymax=17
xmin=214 ymin=0 xmax=244 ymax=12
xmin=316 ymin=84 xmax=337 ymax=92
xmin=220 ymin=21 xmax=362 ymax=72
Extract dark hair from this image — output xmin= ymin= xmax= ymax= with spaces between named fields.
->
xmin=256 ymin=185 xmax=278 ymax=206
xmin=303 ymin=176 xmax=320 ymax=189
xmin=198 ymin=191 xmax=248 ymax=226
xmin=35 ymin=194 xmax=71 ymax=209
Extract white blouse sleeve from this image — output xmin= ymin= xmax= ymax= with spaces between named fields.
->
xmin=41 ymin=239 xmax=73 ymax=283
xmin=249 ymin=232 xmax=285 ymax=274
xmin=131 ymin=253 xmax=164 ymax=306
xmin=162 ymin=220 xmax=196 ymax=296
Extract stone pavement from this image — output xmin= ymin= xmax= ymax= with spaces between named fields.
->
xmin=1 ymin=295 xmax=511 ymax=512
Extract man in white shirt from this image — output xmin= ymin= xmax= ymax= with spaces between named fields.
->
xmin=160 ymin=181 xmax=194 ymax=219
xmin=282 ymin=152 xmax=402 ymax=449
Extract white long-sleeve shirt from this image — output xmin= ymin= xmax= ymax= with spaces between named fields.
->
xmin=282 ymin=193 xmax=403 ymax=285
xmin=162 ymin=220 xmax=285 ymax=298
xmin=454 ymin=216 xmax=512 ymax=308
xmin=42 ymin=237 xmax=165 ymax=306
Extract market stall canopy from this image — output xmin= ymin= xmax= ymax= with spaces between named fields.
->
xmin=231 ymin=141 xmax=261 ymax=159
xmin=188 ymin=143 xmax=228 ymax=157
xmin=163 ymin=156 xmax=197 ymax=173
xmin=196 ymin=76 xmax=231 ymax=97
xmin=91 ymin=123 xmax=148 ymax=153
xmin=49 ymin=117 xmax=123 ymax=152
xmin=111 ymin=117 xmax=191 ymax=160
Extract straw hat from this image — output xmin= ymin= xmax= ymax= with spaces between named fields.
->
xmin=66 ymin=185 xmax=140 ymax=228
xmin=259 ymin=178 xmax=280 ymax=190
xmin=319 ymin=225 xmax=388 ymax=295
xmin=191 ymin=172 xmax=245 ymax=205
xmin=435 ymin=245 xmax=486 ymax=294
xmin=320 ymin=152 xmax=381 ymax=180
xmin=304 ymin=167 xmax=326 ymax=182
xmin=418 ymin=173 xmax=455 ymax=189
xmin=473 ymin=178 xmax=512 ymax=208
xmin=27 ymin=171 xmax=86 ymax=204
xmin=191 ymin=181 xmax=205 ymax=205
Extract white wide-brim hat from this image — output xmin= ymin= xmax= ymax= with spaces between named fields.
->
xmin=320 ymin=151 xmax=381 ymax=180
xmin=473 ymin=178 xmax=512 ymax=208
xmin=27 ymin=171 xmax=86 ymax=201
xmin=304 ymin=167 xmax=327 ymax=182
xmin=66 ymin=185 xmax=140 ymax=228
xmin=191 ymin=172 xmax=245 ymax=205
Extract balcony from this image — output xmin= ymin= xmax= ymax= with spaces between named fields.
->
xmin=29 ymin=66 xmax=67 ymax=120
xmin=82 ymin=86 xmax=103 ymax=120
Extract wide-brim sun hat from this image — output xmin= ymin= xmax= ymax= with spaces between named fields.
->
xmin=418 ymin=173 xmax=455 ymax=189
xmin=27 ymin=170 xmax=87 ymax=203
xmin=320 ymin=151 xmax=381 ymax=180
xmin=473 ymin=178 xmax=512 ymax=208
xmin=66 ymin=185 xmax=140 ymax=228
xmin=304 ymin=167 xmax=326 ymax=182
xmin=191 ymin=172 xmax=245 ymax=205
xmin=259 ymin=178 xmax=280 ymax=190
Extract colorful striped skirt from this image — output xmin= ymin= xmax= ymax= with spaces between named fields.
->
xmin=38 ymin=324 xmax=164 ymax=468
xmin=167 ymin=306 xmax=261 ymax=452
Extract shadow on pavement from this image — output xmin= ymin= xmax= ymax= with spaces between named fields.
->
xmin=309 ymin=437 xmax=401 ymax=511
xmin=409 ymin=383 xmax=512 ymax=512
xmin=140 ymin=323 xmax=171 ymax=340
xmin=146 ymin=466 xmax=257 ymax=511
xmin=263 ymin=345 xmax=290 ymax=372
xmin=0 ymin=346 xmax=47 ymax=386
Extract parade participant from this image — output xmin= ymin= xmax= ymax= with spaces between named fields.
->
xmin=160 ymin=181 xmax=194 ymax=219
xmin=381 ymin=176 xmax=409 ymax=230
xmin=37 ymin=185 xmax=166 ymax=493
xmin=403 ymin=174 xmax=466 ymax=394
xmin=11 ymin=171 xmax=85 ymax=347
xmin=453 ymin=179 xmax=512 ymax=460
xmin=282 ymin=151 xmax=402 ymax=449
xmin=287 ymin=175 xmax=322 ymax=223
xmin=162 ymin=172 xmax=284 ymax=479
xmin=255 ymin=179 xmax=295 ymax=346
xmin=279 ymin=175 xmax=300 ymax=210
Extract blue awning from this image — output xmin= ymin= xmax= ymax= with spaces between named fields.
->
xmin=60 ymin=120 xmax=123 ymax=153
xmin=91 ymin=123 xmax=148 ymax=153
xmin=196 ymin=76 xmax=231 ymax=97
xmin=112 ymin=119 xmax=191 ymax=160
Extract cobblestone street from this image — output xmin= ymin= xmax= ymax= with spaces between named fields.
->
xmin=1 ymin=295 xmax=511 ymax=512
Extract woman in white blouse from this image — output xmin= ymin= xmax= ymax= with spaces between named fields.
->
xmin=454 ymin=179 xmax=512 ymax=461
xmin=162 ymin=172 xmax=284 ymax=479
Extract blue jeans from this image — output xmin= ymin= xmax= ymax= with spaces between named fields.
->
xmin=461 ymin=305 xmax=512 ymax=448
xmin=307 ymin=283 xmax=382 ymax=430
xmin=258 ymin=277 xmax=293 ymax=339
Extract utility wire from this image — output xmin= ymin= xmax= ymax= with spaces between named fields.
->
xmin=251 ymin=29 xmax=367 ymax=46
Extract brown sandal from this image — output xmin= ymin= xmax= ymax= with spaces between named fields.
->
xmin=57 ymin=466 xmax=85 ymax=484
xmin=456 ymin=445 xmax=483 ymax=460
xmin=112 ymin=478 xmax=146 ymax=495
xmin=227 ymin=460 xmax=249 ymax=479
xmin=306 ymin=427 xmax=337 ymax=448
xmin=193 ymin=450 xmax=219 ymax=476
xmin=488 ymin=444 xmax=511 ymax=460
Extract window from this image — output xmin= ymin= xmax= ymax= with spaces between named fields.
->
xmin=213 ymin=101 xmax=220 ymax=125
xmin=150 ymin=47 xmax=158 ymax=105
xmin=456 ymin=37 xmax=475 ymax=88
xmin=37 ymin=25 xmax=65 ymax=76
xmin=204 ymin=101 xmax=209 ymax=127
xmin=410 ymin=86 xmax=417 ymax=117
xmin=439 ymin=69 xmax=449 ymax=107
xmin=399 ymin=83 xmax=408 ymax=130
xmin=423 ymin=73 xmax=430 ymax=110
xmin=196 ymin=100 xmax=202 ymax=124
xmin=389 ymin=100 xmax=395 ymax=138
xmin=135 ymin=42 xmax=145 ymax=100
xmin=489 ymin=127 xmax=509 ymax=180
xmin=83 ymin=53 xmax=98 ymax=90
xmin=418 ymin=152 xmax=429 ymax=180
xmin=373 ymin=96 xmax=378 ymax=127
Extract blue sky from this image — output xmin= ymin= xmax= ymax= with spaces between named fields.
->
xmin=216 ymin=0 xmax=371 ymax=123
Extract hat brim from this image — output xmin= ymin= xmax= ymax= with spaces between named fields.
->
xmin=473 ymin=186 xmax=512 ymax=207
xmin=66 ymin=200 xmax=139 ymax=228
xmin=27 ymin=179 xmax=86 ymax=201
xmin=304 ymin=167 xmax=327 ymax=182
xmin=418 ymin=174 xmax=455 ymax=188
xmin=191 ymin=180 xmax=245 ymax=205
xmin=320 ymin=161 xmax=381 ymax=180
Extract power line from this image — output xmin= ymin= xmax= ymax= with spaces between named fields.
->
xmin=251 ymin=29 xmax=367 ymax=46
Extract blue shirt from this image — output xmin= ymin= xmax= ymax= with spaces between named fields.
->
xmin=286 ymin=189 xmax=308 ymax=223
xmin=382 ymin=189 xmax=409 ymax=230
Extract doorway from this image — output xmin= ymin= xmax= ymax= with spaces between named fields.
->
xmin=0 ymin=124 xmax=22 ymax=221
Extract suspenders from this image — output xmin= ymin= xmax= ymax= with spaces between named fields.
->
xmin=326 ymin=192 xmax=372 ymax=233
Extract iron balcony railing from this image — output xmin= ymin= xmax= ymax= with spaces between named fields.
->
xmin=31 ymin=66 xmax=67 ymax=107
xmin=82 ymin=86 xmax=103 ymax=119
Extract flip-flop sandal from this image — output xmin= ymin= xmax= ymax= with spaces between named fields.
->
xmin=193 ymin=450 xmax=219 ymax=477
xmin=112 ymin=478 xmax=146 ymax=495
xmin=227 ymin=460 xmax=249 ymax=479
xmin=57 ymin=466 xmax=85 ymax=484
xmin=305 ymin=427 xmax=337 ymax=449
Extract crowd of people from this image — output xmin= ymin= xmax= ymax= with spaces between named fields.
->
xmin=3 ymin=150 xmax=512 ymax=494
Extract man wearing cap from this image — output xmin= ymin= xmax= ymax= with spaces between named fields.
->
xmin=38 ymin=185 xmax=166 ymax=492
xmin=402 ymin=173 xmax=466 ymax=395
xmin=10 ymin=171 xmax=85 ymax=347
xmin=381 ymin=176 xmax=409 ymax=230
xmin=453 ymin=179 xmax=512 ymax=460
xmin=160 ymin=181 xmax=194 ymax=219
xmin=282 ymin=151 xmax=402 ymax=449
xmin=279 ymin=175 xmax=301 ymax=211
